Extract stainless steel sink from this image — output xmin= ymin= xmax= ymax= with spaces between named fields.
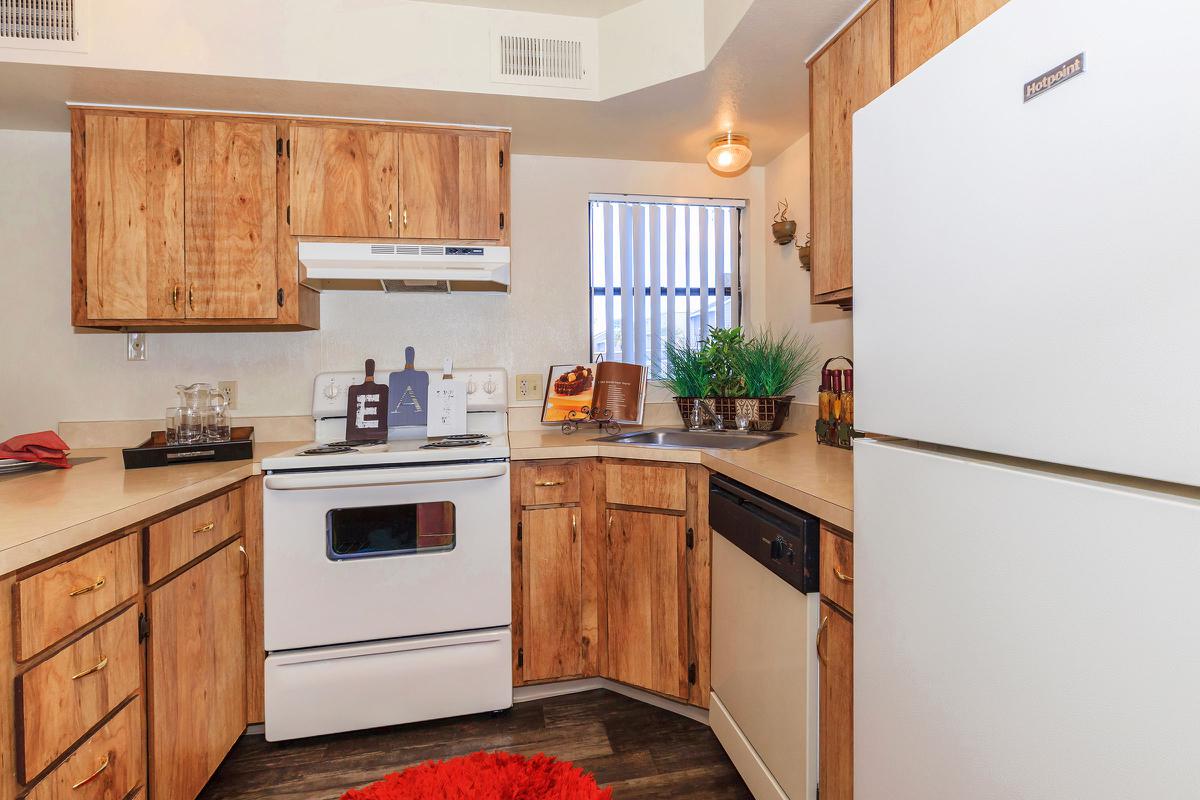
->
xmin=593 ymin=428 xmax=792 ymax=451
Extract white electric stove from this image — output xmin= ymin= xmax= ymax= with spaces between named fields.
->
xmin=261 ymin=367 xmax=512 ymax=742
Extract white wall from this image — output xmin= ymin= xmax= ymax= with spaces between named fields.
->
xmin=0 ymin=128 xmax=766 ymax=440
xmin=760 ymin=133 xmax=853 ymax=403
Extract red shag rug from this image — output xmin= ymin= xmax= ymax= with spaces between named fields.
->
xmin=341 ymin=752 xmax=613 ymax=800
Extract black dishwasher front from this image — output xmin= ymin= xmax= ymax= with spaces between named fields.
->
xmin=709 ymin=474 xmax=819 ymax=593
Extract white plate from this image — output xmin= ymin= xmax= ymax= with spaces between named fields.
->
xmin=0 ymin=460 xmax=39 ymax=474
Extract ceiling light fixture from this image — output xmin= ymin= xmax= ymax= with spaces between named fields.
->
xmin=707 ymin=132 xmax=752 ymax=175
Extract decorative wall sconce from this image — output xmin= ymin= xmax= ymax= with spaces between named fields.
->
xmin=772 ymin=199 xmax=797 ymax=245
xmin=796 ymin=233 xmax=812 ymax=271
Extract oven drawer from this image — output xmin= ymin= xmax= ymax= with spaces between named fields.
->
xmin=15 ymin=534 xmax=140 ymax=662
xmin=147 ymin=486 xmax=244 ymax=583
xmin=24 ymin=696 xmax=145 ymax=800
xmin=17 ymin=607 xmax=141 ymax=781
xmin=264 ymin=628 xmax=512 ymax=741
xmin=519 ymin=463 xmax=581 ymax=506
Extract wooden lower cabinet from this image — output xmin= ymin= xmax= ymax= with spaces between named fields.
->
xmin=520 ymin=507 xmax=584 ymax=682
xmin=25 ymin=697 xmax=146 ymax=800
xmin=146 ymin=539 xmax=247 ymax=800
xmin=819 ymin=600 xmax=854 ymax=800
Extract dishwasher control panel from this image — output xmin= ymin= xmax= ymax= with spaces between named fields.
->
xmin=709 ymin=474 xmax=819 ymax=593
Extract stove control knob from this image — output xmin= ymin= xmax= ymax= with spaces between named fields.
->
xmin=483 ymin=378 xmax=497 ymax=395
xmin=323 ymin=382 xmax=340 ymax=400
xmin=467 ymin=380 xmax=478 ymax=395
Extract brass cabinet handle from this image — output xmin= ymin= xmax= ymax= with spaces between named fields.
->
xmin=68 ymin=576 xmax=106 ymax=597
xmin=403 ymin=206 xmax=408 ymax=228
xmin=71 ymin=754 xmax=110 ymax=789
xmin=71 ymin=655 xmax=108 ymax=680
xmin=188 ymin=287 xmax=195 ymax=311
xmin=571 ymin=514 xmax=577 ymax=543
xmin=193 ymin=521 xmax=216 ymax=535
xmin=535 ymin=480 xmax=565 ymax=487
xmin=816 ymin=615 xmax=830 ymax=666
xmin=833 ymin=567 xmax=854 ymax=584
xmin=388 ymin=208 xmax=393 ymax=228
xmin=171 ymin=286 xmax=179 ymax=309
xmin=239 ymin=544 xmax=248 ymax=577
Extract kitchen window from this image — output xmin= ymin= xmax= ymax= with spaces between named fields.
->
xmin=589 ymin=194 xmax=744 ymax=369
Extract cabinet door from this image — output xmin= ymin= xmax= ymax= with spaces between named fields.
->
xmin=605 ymin=509 xmax=688 ymax=699
xmin=810 ymin=0 xmax=891 ymax=302
xmin=956 ymin=0 xmax=1007 ymax=34
xmin=290 ymin=124 xmax=398 ymax=238
xmin=146 ymin=540 xmax=246 ymax=800
xmin=457 ymin=134 xmax=503 ymax=241
xmin=521 ymin=507 xmax=583 ymax=682
xmin=185 ymin=119 xmax=278 ymax=319
xmin=81 ymin=113 xmax=184 ymax=321
xmin=819 ymin=602 xmax=853 ymax=800
xmin=399 ymin=131 xmax=461 ymax=239
xmin=893 ymin=0 xmax=957 ymax=81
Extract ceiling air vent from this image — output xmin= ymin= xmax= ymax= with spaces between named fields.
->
xmin=0 ymin=0 xmax=87 ymax=52
xmin=493 ymin=31 xmax=592 ymax=89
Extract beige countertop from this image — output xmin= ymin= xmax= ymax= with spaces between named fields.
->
xmin=0 ymin=442 xmax=303 ymax=576
xmin=509 ymin=428 xmax=854 ymax=532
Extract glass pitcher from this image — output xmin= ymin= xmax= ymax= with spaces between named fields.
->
xmin=175 ymin=383 xmax=216 ymax=411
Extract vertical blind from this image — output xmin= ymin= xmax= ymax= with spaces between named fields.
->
xmin=589 ymin=196 xmax=743 ymax=369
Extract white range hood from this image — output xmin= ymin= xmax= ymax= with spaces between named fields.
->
xmin=299 ymin=242 xmax=510 ymax=293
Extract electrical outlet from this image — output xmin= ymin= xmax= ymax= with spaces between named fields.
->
xmin=515 ymin=373 xmax=543 ymax=402
xmin=218 ymin=381 xmax=238 ymax=410
xmin=126 ymin=332 xmax=147 ymax=361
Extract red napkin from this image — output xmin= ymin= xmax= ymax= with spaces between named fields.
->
xmin=0 ymin=431 xmax=72 ymax=469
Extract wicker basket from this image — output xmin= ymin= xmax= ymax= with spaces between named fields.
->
xmin=674 ymin=396 xmax=794 ymax=432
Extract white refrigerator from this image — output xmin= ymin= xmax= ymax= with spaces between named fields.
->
xmin=852 ymin=0 xmax=1200 ymax=797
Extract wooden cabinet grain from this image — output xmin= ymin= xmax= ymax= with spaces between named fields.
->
xmin=809 ymin=0 xmax=892 ymax=306
xmin=290 ymin=124 xmax=398 ymax=238
xmin=146 ymin=539 xmax=246 ymax=800
xmin=520 ymin=507 xmax=584 ymax=682
xmin=894 ymin=0 xmax=1009 ymax=80
xmin=818 ymin=601 xmax=854 ymax=800
xmin=184 ymin=118 xmax=278 ymax=319
xmin=399 ymin=130 xmax=461 ymax=239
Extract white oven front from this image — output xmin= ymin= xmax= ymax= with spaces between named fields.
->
xmin=263 ymin=460 xmax=511 ymax=652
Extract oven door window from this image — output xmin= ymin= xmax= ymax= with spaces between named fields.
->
xmin=327 ymin=502 xmax=456 ymax=560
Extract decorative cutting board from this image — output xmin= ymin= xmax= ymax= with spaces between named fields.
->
xmin=345 ymin=359 xmax=390 ymax=441
xmin=388 ymin=346 xmax=430 ymax=427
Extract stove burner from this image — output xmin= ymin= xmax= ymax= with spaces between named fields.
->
xmin=441 ymin=434 xmax=490 ymax=441
xmin=299 ymin=445 xmax=356 ymax=456
xmin=324 ymin=439 xmax=387 ymax=448
xmin=420 ymin=439 xmax=487 ymax=449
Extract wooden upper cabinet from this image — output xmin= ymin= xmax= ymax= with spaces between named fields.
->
xmin=290 ymin=124 xmax=398 ymax=238
xmin=605 ymin=509 xmax=689 ymax=700
xmin=520 ymin=507 xmax=583 ymax=682
xmin=146 ymin=540 xmax=246 ymax=800
xmin=398 ymin=131 xmax=461 ymax=239
xmin=894 ymin=0 xmax=1009 ymax=80
xmin=809 ymin=0 xmax=892 ymax=304
xmin=457 ymin=134 xmax=504 ymax=241
xmin=79 ymin=113 xmax=184 ymax=321
xmin=185 ymin=119 xmax=278 ymax=319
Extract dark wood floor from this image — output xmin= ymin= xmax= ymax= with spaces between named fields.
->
xmin=197 ymin=689 xmax=752 ymax=799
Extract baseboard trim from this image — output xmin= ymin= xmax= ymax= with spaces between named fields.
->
xmin=514 ymin=678 xmax=709 ymax=725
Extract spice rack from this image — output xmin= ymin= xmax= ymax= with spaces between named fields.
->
xmin=815 ymin=356 xmax=861 ymax=449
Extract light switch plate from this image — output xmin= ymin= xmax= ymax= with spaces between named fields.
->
xmin=516 ymin=373 xmax=543 ymax=402
xmin=126 ymin=332 xmax=147 ymax=361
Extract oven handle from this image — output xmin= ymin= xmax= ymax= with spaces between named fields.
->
xmin=264 ymin=462 xmax=507 ymax=491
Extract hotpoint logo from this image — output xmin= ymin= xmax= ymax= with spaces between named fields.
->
xmin=1025 ymin=53 xmax=1086 ymax=102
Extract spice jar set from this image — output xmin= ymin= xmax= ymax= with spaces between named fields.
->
xmin=815 ymin=356 xmax=860 ymax=449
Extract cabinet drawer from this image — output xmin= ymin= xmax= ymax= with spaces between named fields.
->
xmin=605 ymin=463 xmax=686 ymax=511
xmin=147 ymin=487 xmax=243 ymax=583
xmin=17 ymin=607 xmax=142 ymax=781
xmin=15 ymin=535 xmax=140 ymax=662
xmin=519 ymin=463 xmax=581 ymax=506
xmin=820 ymin=525 xmax=854 ymax=614
xmin=25 ymin=696 xmax=145 ymax=800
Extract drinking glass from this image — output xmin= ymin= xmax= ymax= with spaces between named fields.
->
xmin=165 ymin=407 xmax=183 ymax=444
xmin=178 ymin=407 xmax=203 ymax=444
xmin=204 ymin=405 xmax=232 ymax=442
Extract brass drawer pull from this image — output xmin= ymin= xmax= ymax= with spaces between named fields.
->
xmin=833 ymin=567 xmax=854 ymax=584
xmin=71 ymin=754 xmax=110 ymax=789
xmin=68 ymin=576 xmax=106 ymax=597
xmin=193 ymin=521 xmax=216 ymax=535
xmin=71 ymin=655 xmax=109 ymax=680
xmin=535 ymin=480 xmax=565 ymax=487
xmin=816 ymin=615 xmax=830 ymax=666
xmin=571 ymin=514 xmax=577 ymax=543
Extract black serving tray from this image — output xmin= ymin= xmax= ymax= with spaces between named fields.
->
xmin=123 ymin=426 xmax=254 ymax=469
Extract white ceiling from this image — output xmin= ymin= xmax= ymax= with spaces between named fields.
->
xmin=416 ymin=0 xmax=642 ymax=16
xmin=0 ymin=0 xmax=861 ymax=164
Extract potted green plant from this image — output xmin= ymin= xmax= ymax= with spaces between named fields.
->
xmin=655 ymin=340 xmax=713 ymax=425
xmin=736 ymin=329 xmax=820 ymax=429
